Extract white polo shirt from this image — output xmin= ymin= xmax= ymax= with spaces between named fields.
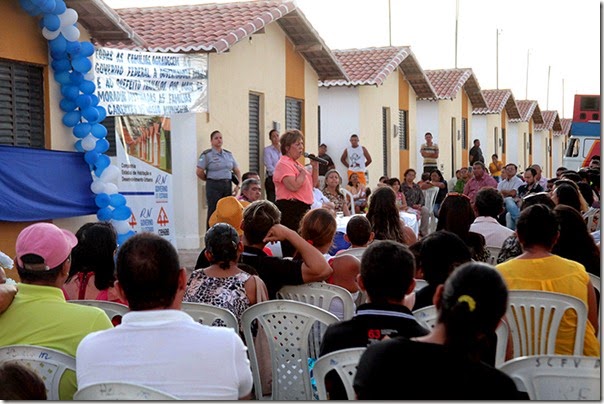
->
xmin=76 ymin=309 xmax=253 ymax=400
xmin=470 ymin=216 xmax=515 ymax=248
xmin=497 ymin=176 xmax=524 ymax=193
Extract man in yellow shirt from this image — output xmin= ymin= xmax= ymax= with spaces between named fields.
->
xmin=0 ymin=223 xmax=113 ymax=399
xmin=488 ymin=154 xmax=504 ymax=183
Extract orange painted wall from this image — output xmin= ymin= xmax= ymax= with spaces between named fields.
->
xmin=528 ymin=120 xmax=533 ymax=166
xmin=398 ymin=71 xmax=409 ymax=179
xmin=461 ymin=90 xmax=469 ymax=168
xmin=501 ymin=110 xmax=507 ymax=163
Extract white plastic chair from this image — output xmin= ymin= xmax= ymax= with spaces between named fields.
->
xmin=422 ymin=186 xmax=439 ymax=233
xmin=68 ymin=300 xmax=129 ymax=324
xmin=312 ymin=347 xmax=367 ymax=400
xmin=485 ymin=246 xmax=502 ymax=265
xmin=276 ymin=282 xmax=355 ymax=321
xmin=583 ymin=207 xmax=599 ymax=232
xmin=499 ymin=355 xmax=601 ymax=400
xmin=337 ymin=247 xmax=366 ymax=260
xmin=340 ymin=188 xmax=355 ymax=214
xmin=413 ymin=279 xmax=428 ymax=293
xmin=505 ymin=290 xmax=587 ymax=358
xmin=74 ymin=382 xmax=179 ymax=400
xmin=0 ymin=345 xmax=76 ymax=400
xmin=412 ymin=304 xmax=438 ymax=329
xmin=241 ymin=300 xmax=339 ymax=400
xmin=180 ymin=302 xmax=239 ymax=330
xmin=588 ymin=273 xmax=600 ymax=294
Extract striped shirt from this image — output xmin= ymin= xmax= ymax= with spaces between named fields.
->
xmin=421 ymin=143 xmax=439 ymax=165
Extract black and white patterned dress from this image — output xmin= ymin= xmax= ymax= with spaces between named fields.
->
xmin=183 ymin=269 xmax=251 ymax=330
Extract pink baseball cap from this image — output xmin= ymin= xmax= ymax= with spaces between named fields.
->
xmin=15 ymin=223 xmax=78 ymax=271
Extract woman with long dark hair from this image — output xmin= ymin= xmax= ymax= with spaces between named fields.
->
xmin=436 ymin=193 xmax=489 ymax=262
xmin=354 ymin=262 xmax=521 ymax=400
xmin=366 ymin=186 xmax=416 ymax=245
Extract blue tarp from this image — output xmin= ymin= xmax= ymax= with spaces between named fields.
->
xmin=0 ymin=145 xmax=97 ymax=221
xmin=570 ymin=122 xmax=601 ymax=137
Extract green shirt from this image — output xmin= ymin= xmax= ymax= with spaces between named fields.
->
xmin=454 ymin=179 xmax=466 ymax=193
xmin=0 ymin=283 xmax=113 ymax=399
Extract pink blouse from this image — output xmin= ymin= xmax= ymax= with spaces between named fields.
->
xmin=273 ymin=155 xmax=314 ymax=205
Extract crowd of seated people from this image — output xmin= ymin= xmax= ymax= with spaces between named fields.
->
xmin=0 ymin=147 xmax=600 ymax=400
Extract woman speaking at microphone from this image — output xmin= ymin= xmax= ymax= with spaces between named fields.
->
xmin=273 ymin=129 xmax=319 ymax=257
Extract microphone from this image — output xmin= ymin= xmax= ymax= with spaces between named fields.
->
xmin=304 ymin=152 xmax=329 ymax=165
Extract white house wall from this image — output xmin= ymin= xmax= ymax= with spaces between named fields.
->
xmin=506 ymin=123 xmax=519 ymax=166
xmin=552 ymin=135 xmax=564 ymax=172
xmin=416 ymin=100 xmax=440 ymax=172
xmin=318 ymin=86 xmax=361 ymax=179
xmin=532 ymin=129 xmax=546 ymax=169
xmin=472 ymin=115 xmax=488 ymax=159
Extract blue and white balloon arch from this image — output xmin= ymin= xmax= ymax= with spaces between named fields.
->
xmin=19 ymin=0 xmax=135 ymax=246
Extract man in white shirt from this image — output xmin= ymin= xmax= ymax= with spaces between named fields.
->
xmin=340 ymin=134 xmax=372 ymax=186
xmin=76 ymin=233 xmax=253 ymax=400
xmin=497 ymin=163 xmax=524 ymax=230
xmin=470 ymin=188 xmax=514 ymax=248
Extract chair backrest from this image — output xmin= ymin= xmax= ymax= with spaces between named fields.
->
xmin=485 ymin=246 xmax=502 ymax=265
xmin=180 ymin=302 xmax=239 ymax=331
xmin=499 ymin=355 xmax=601 ymax=400
xmin=0 ymin=345 xmax=76 ymax=400
xmin=337 ymin=247 xmax=366 ymax=260
xmin=312 ymin=347 xmax=367 ymax=400
xmin=412 ymin=304 xmax=438 ymax=329
xmin=74 ymin=382 xmax=180 ymax=400
xmin=588 ymin=273 xmax=600 ymax=294
xmin=339 ymin=188 xmax=355 ymax=214
xmin=506 ymin=290 xmax=587 ymax=358
xmin=241 ymin=300 xmax=339 ymax=400
xmin=583 ymin=208 xmax=599 ymax=231
xmin=422 ymin=187 xmax=439 ymax=212
xmin=68 ymin=300 xmax=129 ymax=324
xmin=414 ymin=279 xmax=428 ymax=293
xmin=276 ymin=282 xmax=355 ymax=321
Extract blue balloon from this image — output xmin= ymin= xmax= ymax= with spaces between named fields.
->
xmin=31 ymin=0 xmax=45 ymax=6
xmin=74 ymin=139 xmax=84 ymax=152
xmin=117 ymin=230 xmax=135 ymax=246
xmin=80 ymin=41 xmax=95 ymax=57
xmin=52 ymin=0 xmax=65 ymax=14
xmin=95 ymin=193 xmax=111 ymax=208
xmin=51 ymin=59 xmax=71 ymax=72
xmin=84 ymin=151 xmax=100 ymax=165
xmin=96 ymin=106 xmax=107 ymax=122
xmin=94 ymin=165 xmax=106 ymax=177
xmin=97 ymin=207 xmax=113 ymax=222
xmin=96 ymin=154 xmax=111 ymax=170
xmin=66 ymin=40 xmax=82 ymax=56
xmin=60 ymin=84 xmax=79 ymax=100
xmin=82 ymin=106 xmax=100 ymax=122
xmin=50 ymin=49 xmax=67 ymax=60
xmin=43 ymin=13 xmax=60 ymax=31
xmin=73 ymin=122 xmax=91 ymax=138
xmin=59 ymin=98 xmax=77 ymax=112
xmin=79 ymin=80 xmax=96 ymax=94
xmin=91 ymin=123 xmax=107 ymax=139
xmin=62 ymin=110 xmax=81 ymax=127
xmin=49 ymin=35 xmax=67 ymax=54
xmin=19 ymin=0 xmax=37 ymax=15
xmin=76 ymin=94 xmax=92 ymax=109
xmin=89 ymin=94 xmax=100 ymax=106
xmin=110 ymin=193 xmax=127 ymax=207
xmin=112 ymin=206 xmax=132 ymax=221
xmin=69 ymin=71 xmax=84 ymax=85
xmin=93 ymin=138 xmax=110 ymax=153
xmin=41 ymin=0 xmax=56 ymax=13
xmin=54 ymin=71 xmax=70 ymax=85
xmin=72 ymin=56 xmax=92 ymax=73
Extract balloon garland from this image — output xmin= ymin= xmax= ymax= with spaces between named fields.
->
xmin=19 ymin=0 xmax=135 ymax=246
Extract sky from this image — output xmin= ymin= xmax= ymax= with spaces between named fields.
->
xmin=105 ymin=0 xmax=601 ymax=119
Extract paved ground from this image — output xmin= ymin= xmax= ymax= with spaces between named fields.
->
xmin=178 ymin=249 xmax=200 ymax=276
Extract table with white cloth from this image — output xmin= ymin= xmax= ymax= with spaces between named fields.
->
xmin=336 ymin=212 xmax=419 ymax=236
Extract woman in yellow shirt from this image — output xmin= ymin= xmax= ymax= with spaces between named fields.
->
xmin=496 ymin=204 xmax=599 ymax=357
xmin=488 ymin=154 xmax=504 ymax=183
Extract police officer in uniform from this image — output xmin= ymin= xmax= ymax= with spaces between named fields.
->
xmin=196 ymin=130 xmax=241 ymax=229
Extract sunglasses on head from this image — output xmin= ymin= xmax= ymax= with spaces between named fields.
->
xmin=446 ymin=192 xmax=471 ymax=200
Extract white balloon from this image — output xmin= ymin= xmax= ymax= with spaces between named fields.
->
xmin=62 ymin=25 xmax=80 ymax=42
xmin=59 ymin=8 xmax=78 ymax=27
xmin=84 ymin=71 xmax=95 ymax=81
xmin=42 ymin=27 xmax=60 ymax=40
xmin=82 ymin=134 xmax=97 ymax=151
xmin=100 ymin=165 xmax=120 ymax=183
xmin=104 ymin=182 xmax=118 ymax=195
xmin=111 ymin=220 xmax=131 ymax=235
xmin=90 ymin=179 xmax=105 ymax=194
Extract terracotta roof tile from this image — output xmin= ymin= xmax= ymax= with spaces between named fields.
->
xmin=472 ymin=89 xmax=520 ymax=119
xmin=510 ymin=100 xmax=544 ymax=124
xmin=100 ymin=0 xmax=347 ymax=81
xmin=424 ymin=68 xmax=487 ymax=108
xmin=320 ymin=46 xmax=436 ymax=98
xmin=535 ymin=110 xmax=562 ymax=132
xmin=555 ymin=118 xmax=572 ymax=136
